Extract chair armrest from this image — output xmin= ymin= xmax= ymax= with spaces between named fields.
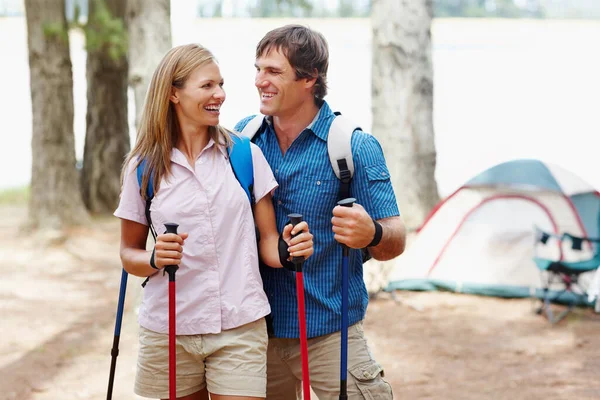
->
xmin=563 ymin=232 xmax=600 ymax=251
xmin=563 ymin=232 xmax=600 ymax=243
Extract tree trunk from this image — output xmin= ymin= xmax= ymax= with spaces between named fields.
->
xmin=81 ymin=0 xmax=130 ymax=214
xmin=127 ymin=0 xmax=172 ymax=129
xmin=24 ymin=0 xmax=89 ymax=230
xmin=371 ymin=0 xmax=440 ymax=231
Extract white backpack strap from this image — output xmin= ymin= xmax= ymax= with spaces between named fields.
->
xmin=327 ymin=113 xmax=361 ymax=201
xmin=327 ymin=114 xmax=361 ymax=179
xmin=240 ymin=114 xmax=266 ymax=139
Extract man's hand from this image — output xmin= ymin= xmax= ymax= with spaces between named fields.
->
xmin=331 ymin=203 xmax=375 ymax=249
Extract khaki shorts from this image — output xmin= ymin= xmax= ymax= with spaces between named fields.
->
xmin=266 ymin=322 xmax=393 ymax=400
xmin=134 ymin=318 xmax=268 ymax=399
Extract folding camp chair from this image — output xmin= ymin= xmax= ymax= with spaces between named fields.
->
xmin=532 ymin=227 xmax=600 ymax=324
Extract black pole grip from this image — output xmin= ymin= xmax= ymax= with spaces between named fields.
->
xmin=163 ymin=223 xmax=179 ymax=281
xmin=337 ymin=198 xmax=356 ymax=208
xmin=288 ymin=213 xmax=304 ymax=271
xmin=164 ymin=223 xmax=179 ymax=235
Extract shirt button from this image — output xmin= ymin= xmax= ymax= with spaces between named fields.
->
xmin=316 ymin=181 xmax=321 ymax=185
xmin=275 ymin=169 xmax=279 ymax=174
xmin=277 ymin=200 xmax=282 ymax=205
xmin=381 ymin=172 xmax=387 ymax=177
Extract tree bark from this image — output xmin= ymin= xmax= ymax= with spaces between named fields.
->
xmin=127 ymin=0 xmax=172 ymax=129
xmin=81 ymin=0 xmax=130 ymax=214
xmin=371 ymin=0 xmax=440 ymax=231
xmin=24 ymin=0 xmax=89 ymax=230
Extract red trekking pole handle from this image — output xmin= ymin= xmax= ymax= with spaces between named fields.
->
xmin=164 ymin=222 xmax=179 ymax=400
xmin=288 ymin=213 xmax=311 ymax=400
xmin=288 ymin=214 xmax=305 ymax=270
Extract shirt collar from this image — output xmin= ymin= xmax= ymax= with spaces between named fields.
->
xmin=170 ymin=136 xmax=228 ymax=165
xmin=264 ymin=101 xmax=334 ymax=142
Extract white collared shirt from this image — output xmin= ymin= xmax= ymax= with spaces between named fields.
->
xmin=114 ymin=138 xmax=278 ymax=334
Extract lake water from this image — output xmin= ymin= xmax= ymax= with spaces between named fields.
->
xmin=1 ymin=17 xmax=599 ymax=196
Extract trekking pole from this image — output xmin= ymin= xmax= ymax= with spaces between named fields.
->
xmin=288 ymin=213 xmax=311 ymax=400
xmin=337 ymin=197 xmax=356 ymax=400
xmin=106 ymin=268 xmax=128 ymax=400
xmin=163 ymin=222 xmax=180 ymax=400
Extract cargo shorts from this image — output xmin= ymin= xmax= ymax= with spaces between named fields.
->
xmin=265 ymin=321 xmax=393 ymax=399
xmin=134 ymin=318 xmax=268 ymax=399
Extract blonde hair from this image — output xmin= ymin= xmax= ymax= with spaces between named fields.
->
xmin=122 ymin=43 xmax=234 ymax=199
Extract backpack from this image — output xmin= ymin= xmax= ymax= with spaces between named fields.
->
xmin=240 ymin=112 xmax=361 ymax=202
xmin=135 ymin=134 xmax=254 ymax=286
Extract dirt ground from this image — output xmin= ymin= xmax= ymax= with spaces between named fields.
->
xmin=2 ymin=205 xmax=600 ymax=400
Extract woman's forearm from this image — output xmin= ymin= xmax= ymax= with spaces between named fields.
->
xmin=120 ymin=247 xmax=157 ymax=277
xmin=258 ymin=231 xmax=284 ymax=268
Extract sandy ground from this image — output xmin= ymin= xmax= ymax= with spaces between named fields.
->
xmin=2 ymin=205 xmax=600 ymax=400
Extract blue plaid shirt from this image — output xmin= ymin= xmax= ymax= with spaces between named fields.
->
xmin=234 ymin=101 xmax=400 ymax=338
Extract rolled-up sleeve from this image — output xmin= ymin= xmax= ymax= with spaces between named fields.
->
xmin=351 ymin=133 xmax=400 ymax=221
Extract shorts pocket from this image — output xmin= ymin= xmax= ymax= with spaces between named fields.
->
xmin=348 ymin=360 xmax=393 ymax=400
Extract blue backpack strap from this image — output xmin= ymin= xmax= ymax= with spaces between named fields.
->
xmin=136 ymin=158 xmax=157 ymax=242
xmin=136 ymin=158 xmax=157 ymax=288
xmin=228 ymin=134 xmax=255 ymax=206
xmin=136 ymin=158 xmax=154 ymax=199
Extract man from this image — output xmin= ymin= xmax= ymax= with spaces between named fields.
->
xmin=234 ymin=24 xmax=406 ymax=400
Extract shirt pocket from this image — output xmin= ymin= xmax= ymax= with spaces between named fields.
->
xmin=365 ymin=164 xmax=391 ymax=183
xmin=291 ymin=176 xmax=339 ymax=226
xmin=301 ymin=176 xmax=339 ymax=197
xmin=364 ymin=164 xmax=394 ymax=212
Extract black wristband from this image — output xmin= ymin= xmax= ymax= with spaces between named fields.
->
xmin=278 ymin=233 xmax=296 ymax=271
xmin=149 ymin=247 xmax=159 ymax=270
xmin=368 ymin=219 xmax=383 ymax=247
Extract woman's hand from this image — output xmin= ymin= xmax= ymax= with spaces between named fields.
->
xmin=153 ymin=231 xmax=189 ymax=269
xmin=282 ymin=221 xmax=314 ymax=260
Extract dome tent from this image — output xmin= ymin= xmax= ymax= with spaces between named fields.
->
xmin=385 ymin=159 xmax=600 ymax=303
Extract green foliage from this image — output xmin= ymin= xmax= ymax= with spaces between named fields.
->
xmin=338 ymin=0 xmax=357 ymax=17
xmin=72 ymin=2 xmax=81 ymax=25
xmin=251 ymin=0 xmax=314 ymax=17
xmin=277 ymin=0 xmax=314 ymax=12
xmin=84 ymin=0 xmax=127 ymax=62
xmin=213 ymin=1 xmax=223 ymax=17
xmin=0 ymin=186 xmax=30 ymax=205
xmin=434 ymin=0 xmax=546 ymax=18
xmin=42 ymin=22 xmax=68 ymax=44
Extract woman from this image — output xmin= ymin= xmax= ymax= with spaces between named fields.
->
xmin=114 ymin=44 xmax=314 ymax=400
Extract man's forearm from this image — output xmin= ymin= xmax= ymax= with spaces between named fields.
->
xmin=368 ymin=216 xmax=406 ymax=261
